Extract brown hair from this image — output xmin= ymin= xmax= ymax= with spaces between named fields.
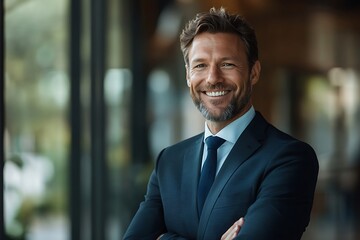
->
xmin=180 ymin=7 xmax=259 ymax=68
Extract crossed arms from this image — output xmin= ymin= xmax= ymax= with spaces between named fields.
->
xmin=124 ymin=139 xmax=319 ymax=240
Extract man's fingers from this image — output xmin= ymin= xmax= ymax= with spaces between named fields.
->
xmin=221 ymin=225 xmax=238 ymax=240
xmin=221 ymin=217 xmax=244 ymax=240
xmin=237 ymin=217 xmax=244 ymax=226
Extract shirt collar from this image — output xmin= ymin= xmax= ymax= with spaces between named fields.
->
xmin=204 ymin=106 xmax=255 ymax=144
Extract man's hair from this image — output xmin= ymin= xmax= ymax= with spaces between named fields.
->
xmin=180 ymin=7 xmax=259 ymax=68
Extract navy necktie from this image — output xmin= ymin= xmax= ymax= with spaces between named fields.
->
xmin=198 ymin=136 xmax=225 ymax=214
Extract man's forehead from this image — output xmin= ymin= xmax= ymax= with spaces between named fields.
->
xmin=188 ymin=34 xmax=246 ymax=62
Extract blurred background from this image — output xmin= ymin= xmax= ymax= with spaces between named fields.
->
xmin=2 ymin=0 xmax=360 ymax=239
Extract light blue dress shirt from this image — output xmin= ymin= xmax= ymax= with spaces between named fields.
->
xmin=202 ymin=106 xmax=256 ymax=174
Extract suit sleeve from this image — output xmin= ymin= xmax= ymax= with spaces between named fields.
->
xmin=123 ymin=149 xmax=167 ymax=240
xmin=236 ymin=141 xmax=319 ymax=240
xmin=123 ymin=149 xmax=194 ymax=240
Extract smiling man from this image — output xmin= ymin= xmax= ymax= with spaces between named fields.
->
xmin=124 ymin=7 xmax=319 ymax=240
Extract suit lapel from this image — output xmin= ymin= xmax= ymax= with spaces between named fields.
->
xmin=180 ymin=134 xmax=204 ymax=232
xmin=197 ymin=112 xmax=268 ymax=239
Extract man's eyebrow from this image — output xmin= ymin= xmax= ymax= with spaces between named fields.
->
xmin=219 ymin=57 xmax=238 ymax=61
xmin=190 ymin=57 xmax=238 ymax=63
xmin=190 ymin=58 xmax=206 ymax=63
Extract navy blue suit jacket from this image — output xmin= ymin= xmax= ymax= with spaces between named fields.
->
xmin=124 ymin=112 xmax=319 ymax=240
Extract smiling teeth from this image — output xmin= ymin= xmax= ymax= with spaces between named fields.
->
xmin=206 ymin=91 xmax=226 ymax=97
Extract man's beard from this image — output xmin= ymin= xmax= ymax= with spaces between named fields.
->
xmin=192 ymin=86 xmax=251 ymax=122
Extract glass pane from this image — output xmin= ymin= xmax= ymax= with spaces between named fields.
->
xmin=4 ymin=0 xmax=70 ymax=239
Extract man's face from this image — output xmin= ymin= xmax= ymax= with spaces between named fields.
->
xmin=186 ymin=32 xmax=260 ymax=123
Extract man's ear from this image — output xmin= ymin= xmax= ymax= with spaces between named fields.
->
xmin=186 ymin=65 xmax=191 ymax=87
xmin=250 ymin=60 xmax=261 ymax=85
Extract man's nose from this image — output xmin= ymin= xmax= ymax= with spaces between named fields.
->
xmin=206 ymin=65 xmax=223 ymax=85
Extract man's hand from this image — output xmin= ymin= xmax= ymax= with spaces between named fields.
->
xmin=221 ymin=217 xmax=244 ymax=240
xmin=156 ymin=218 xmax=244 ymax=240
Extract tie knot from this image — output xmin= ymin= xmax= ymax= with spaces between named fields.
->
xmin=206 ymin=136 xmax=225 ymax=150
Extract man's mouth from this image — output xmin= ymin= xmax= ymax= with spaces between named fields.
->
xmin=205 ymin=90 xmax=229 ymax=97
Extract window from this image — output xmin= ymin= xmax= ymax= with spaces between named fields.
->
xmin=4 ymin=0 xmax=70 ymax=239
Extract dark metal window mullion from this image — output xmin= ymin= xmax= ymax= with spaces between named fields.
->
xmin=69 ymin=0 xmax=82 ymax=239
xmin=90 ymin=0 xmax=107 ymax=240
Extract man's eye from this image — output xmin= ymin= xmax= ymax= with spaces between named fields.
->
xmin=194 ymin=64 xmax=205 ymax=69
xmin=222 ymin=63 xmax=234 ymax=67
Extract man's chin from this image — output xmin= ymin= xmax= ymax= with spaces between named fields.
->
xmin=201 ymin=109 xmax=233 ymax=122
xmin=194 ymin=100 xmax=236 ymax=121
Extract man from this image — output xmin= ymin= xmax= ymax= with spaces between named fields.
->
xmin=124 ymin=7 xmax=318 ymax=240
